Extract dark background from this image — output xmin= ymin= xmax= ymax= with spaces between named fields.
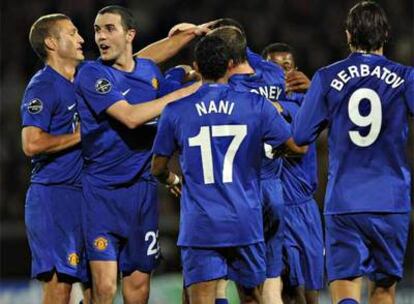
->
xmin=1 ymin=0 xmax=413 ymax=288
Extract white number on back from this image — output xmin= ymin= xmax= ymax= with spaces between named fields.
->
xmin=188 ymin=125 xmax=247 ymax=184
xmin=348 ymin=88 xmax=382 ymax=147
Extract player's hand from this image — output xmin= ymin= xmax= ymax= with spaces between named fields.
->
xmin=166 ymin=173 xmax=182 ymax=197
xmin=176 ymin=65 xmax=201 ymax=82
xmin=168 ymin=23 xmax=209 ymax=38
xmin=286 ymin=70 xmax=310 ymax=93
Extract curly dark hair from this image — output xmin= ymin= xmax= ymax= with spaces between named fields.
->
xmin=195 ymin=35 xmax=230 ymax=81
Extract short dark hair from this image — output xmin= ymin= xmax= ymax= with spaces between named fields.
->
xmin=210 ymin=18 xmax=246 ymax=36
xmin=345 ymin=1 xmax=390 ymax=52
xmin=29 ymin=14 xmax=70 ymax=61
xmin=208 ymin=26 xmax=247 ymax=65
xmin=97 ymin=5 xmax=136 ymax=31
xmin=261 ymin=43 xmax=295 ymax=60
xmin=195 ymin=35 xmax=230 ymax=81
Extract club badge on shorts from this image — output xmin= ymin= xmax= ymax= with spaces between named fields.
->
xmin=151 ymin=77 xmax=159 ymax=90
xmin=94 ymin=236 xmax=108 ymax=251
xmin=68 ymin=253 xmax=80 ymax=266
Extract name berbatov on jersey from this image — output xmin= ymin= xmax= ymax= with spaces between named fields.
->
xmin=330 ymin=64 xmax=405 ymax=92
xmin=195 ymin=100 xmax=235 ymax=116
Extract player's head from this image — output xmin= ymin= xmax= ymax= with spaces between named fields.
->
xmin=209 ymin=18 xmax=246 ymax=37
xmin=194 ymin=35 xmax=231 ymax=82
xmin=262 ymin=43 xmax=296 ymax=73
xmin=345 ymin=1 xmax=390 ymax=52
xmin=29 ymin=14 xmax=84 ymax=63
xmin=208 ymin=26 xmax=247 ymax=65
xmin=94 ymin=5 xmax=137 ymax=61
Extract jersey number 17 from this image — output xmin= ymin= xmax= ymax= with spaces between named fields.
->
xmin=189 ymin=125 xmax=247 ymax=184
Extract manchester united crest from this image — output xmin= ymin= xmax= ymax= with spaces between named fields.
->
xmin=151 ymin=77 xmax=159 ymax=89
xmin=68 ymin=253 xmax=80 ymax=266
xmin=94 ymin=237 xmax=108 ymax=251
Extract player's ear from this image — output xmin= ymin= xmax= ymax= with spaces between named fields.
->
xmin=44 ymin=36 xmax=57 ymax=52
xmin=227 ymin=59 xmax=235 ymax=70
xmin=345 ymin=30 xmax=351 ymax=45
xmin=126 ymin=29 xmax=136 ymax=42
xmin=193 ymin=61 xmax=199 ymax=74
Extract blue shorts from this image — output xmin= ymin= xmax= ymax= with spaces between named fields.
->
xmin=261 ymin=178 xmax=285 ymax=278
xmin=325 ymin=212 xmax=410 ymax=283
xmin=283 ymin=198 xmax=324 ymax=290
xmin=25 ymin=184 xmax=87 ymax=282
xmin=82 ymin=179 xmax=160 ymax=274
xmin=181 ymin=242 xmax=266 ymax=288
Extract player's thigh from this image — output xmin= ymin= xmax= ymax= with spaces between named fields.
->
xmin=119 ymin=180 xmax=161 ymax=274
xmin=181 ymin=246 xmax=227 ymax=288
xmin=324 ymin=214 xmax=368 ymax=282
xmin=25 ymin=184 xmax=84 ymax=280
xmin=365 ymin=212 xmax=410 ymax=285
xmin=227 ymin=242 xmax=267 ymax=289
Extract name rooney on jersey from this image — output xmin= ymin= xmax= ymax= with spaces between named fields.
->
xmin=330 ymin=64 xmax=405 ymax=92
xmin=195 ymin=100 xmax=235 ymax=116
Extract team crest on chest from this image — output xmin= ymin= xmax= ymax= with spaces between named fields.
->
xmin=27 ymin=98 xmax=43 ymax=114
xmin=95 ymin=78 xmax=112 ymax=94
xmin=151 ymin=77 xmax=159 ymax=89
xmin=67 ymin=253 xmax=80 ymax=266
xmin=94 ymin=236 xmax=108 ymax=251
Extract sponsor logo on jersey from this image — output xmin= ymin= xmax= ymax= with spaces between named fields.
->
xmin=27 ymin=98 xmax=43 ymax=114
xmin=68 ymin=253 xmax=80 ymax=266
xmin=95 ymin=78 xmax=112 ymax=94
xmin=94 ymin=236 xmax=108 ymax=251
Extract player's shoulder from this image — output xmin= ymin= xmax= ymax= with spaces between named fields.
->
xmin=25 ymin=66 xmax=59 ymax=94
xmin=77 ymin=59 xmax=108 ymax=76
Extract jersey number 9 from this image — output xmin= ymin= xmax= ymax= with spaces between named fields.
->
xmin=348 ymin=88 xmax=382 ymax=147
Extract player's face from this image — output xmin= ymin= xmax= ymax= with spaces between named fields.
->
xmin=54 ymin=19 xmax=84 ymax=62
xmin=94 ymin=13 xmax=132 ymax=61
xmin=267 ymin=52 xmax=295 ymax=73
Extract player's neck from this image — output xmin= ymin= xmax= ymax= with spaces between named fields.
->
xmin=228 ymin=61 xmax=255 ymax=76
xmin=46 ymin=57 xmax=78 ymax=82
xmin=112 ymin=50 xmax=135 ymax=72
xmin=351 ymin=47 xmax=383 ymax=56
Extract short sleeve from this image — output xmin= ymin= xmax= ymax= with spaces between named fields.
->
xmin=260 ymin=96 xmax=291 ymax=148
xmin=152 ymin=105 xmax=178 ymax=156
xmin=292 ymin=70 xmax=329 ymax=145
xmin=21 ymin=83 xmax=56 ymax=131
xmin=75 ymin=64 xmax=124 ymax=115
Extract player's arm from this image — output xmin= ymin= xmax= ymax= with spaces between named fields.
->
xmin=21 ymin=125 xmax=80 ymax=157
xmin=106 ymin=81 xmax=200 ymax=129
xmin=292 ymin=71 xmax=328 ymax=145
xmin=261 ymin=97 xmax=307 ymax=157
xmin=151 ymin=155 xmax=181 ymax=197
xmin=151 ymin=106 xmax=181 ymax=196
xmin=135 ymin=26 xmax=208 ymax=64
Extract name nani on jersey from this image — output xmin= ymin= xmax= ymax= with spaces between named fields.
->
xmin=330 ymin=64 xmax=405 ymax=91
xmin=195 ymin=100 xmax=235 ymax=116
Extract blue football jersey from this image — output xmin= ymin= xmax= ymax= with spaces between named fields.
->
xmin=152 ymin=83 xmax=291 ymax=247
xmin=293 ymin=53 xmax=414 ymax=214
xmin=76 ymin=58 xmax=171 ymax=187
xmin=228 ymin=59 xmax=287 ymax=180
xmin=21 ymin=65 xmax=82 ymax=186
xmin=279 ymin=99 xmax=318 ymax=203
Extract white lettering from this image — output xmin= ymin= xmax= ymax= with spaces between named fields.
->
xmin=196 ymin=101 xmax=207 ymax=116
xmin=338 ymin=70 xmax=351 ymax=84
xmin=348 ymin=65 xmax=360 ymax=78
xmin=360 ymin=64 xmax=370 ymax=77
xmin=330 ymin=79 xmax=344 ymax=91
